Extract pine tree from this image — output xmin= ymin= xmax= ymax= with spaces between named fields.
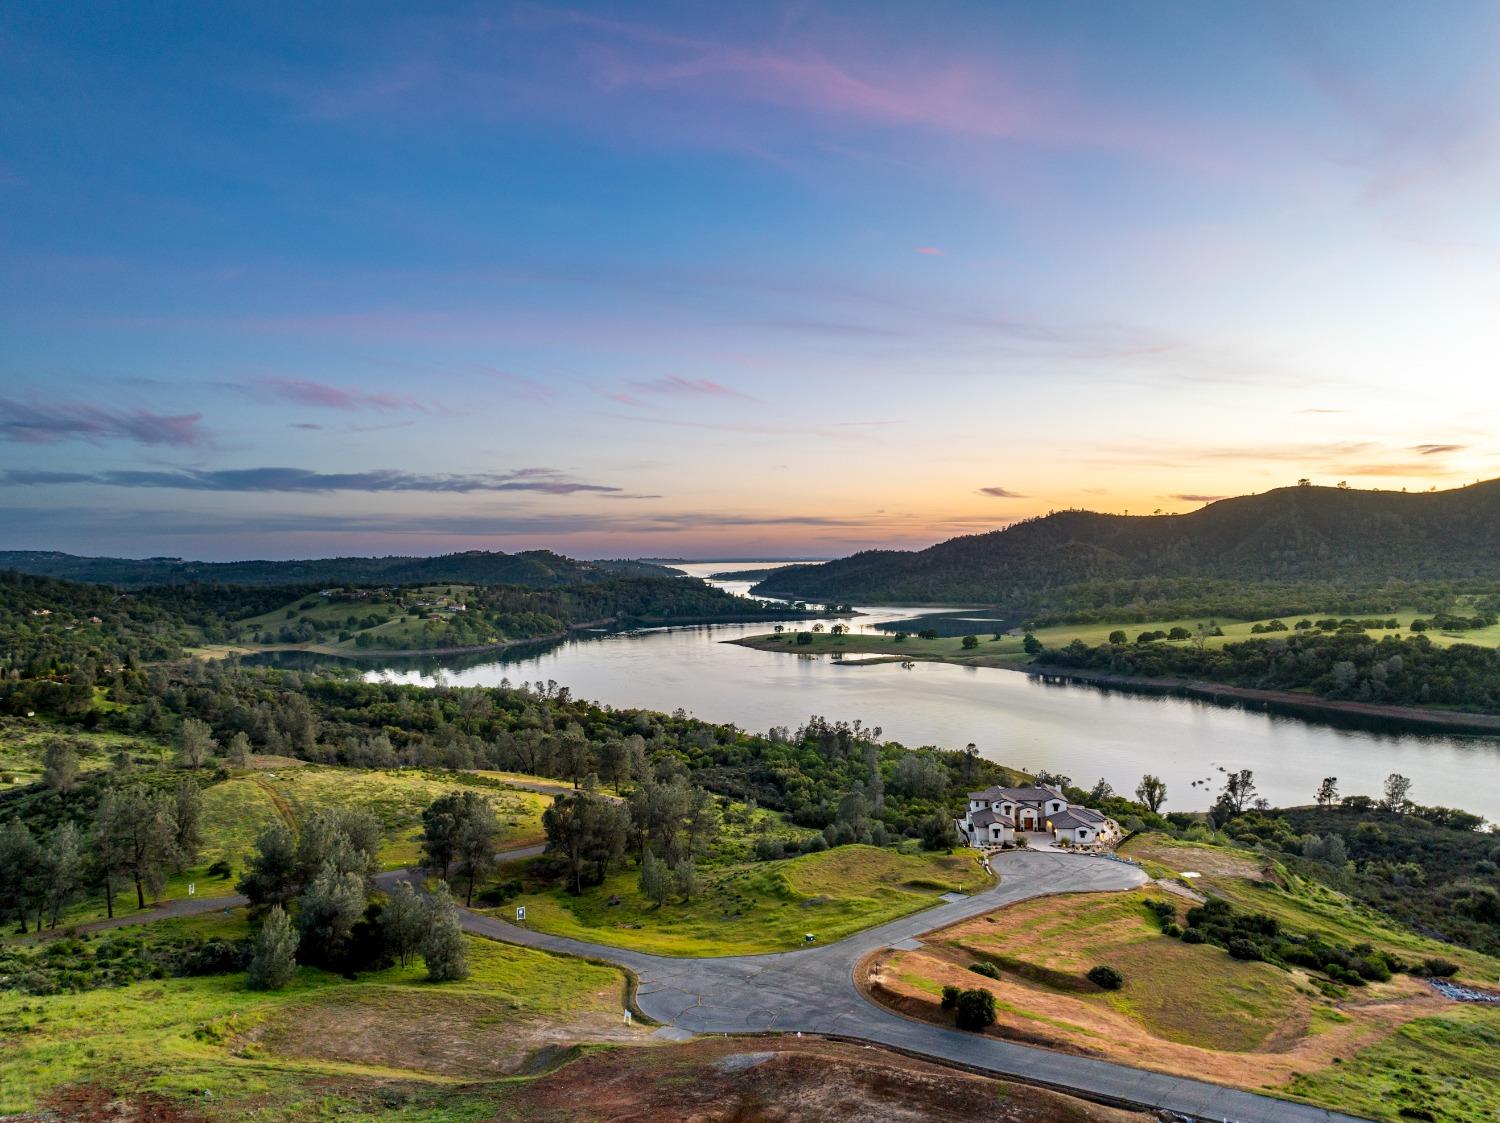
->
xmin=43 ymin=822 xmax=84 ymax=928
xmin=639 ymin=849 xmax=670 ymax=907
xmin=296 ymin=860 xmax=364 ymax=965
xmin=381 ymin=879 xmax=427 ymax=967
xmin=247 ymin=904 xmax=298 ymax=990
xmin=237 ymin=822 xmax=300 ymax=908
xmin=673 ymin=858 xmax=700 ymax=903
xmin=420 ymin=882 xmax=468 ymax=981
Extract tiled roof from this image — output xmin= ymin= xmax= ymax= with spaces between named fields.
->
xmin=1048 ymin=807 xmax=1108 ymax=829
xmin=971 ymin=807 xmax=1014 ymax=828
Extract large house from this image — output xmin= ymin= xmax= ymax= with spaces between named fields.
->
xmin=961 ymin=784 xmax=1117 ymax=848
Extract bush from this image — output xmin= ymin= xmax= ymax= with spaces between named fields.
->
xmin=476 ymin=878 xmax=523 ymax=906
xmin=246 ymin=906 xmax=297 ymax=991
xmin=753 ymin=836 xmax=785 ymax=861
xmin=1227 ymin=938 xmax=1261 ymax=961
xmin=207 ymin=859 xmax=233 ymax=879
xmin=1423 ymin=957 xmax=1459 ymax=978
xmin=954 ymin=987 xmax=997 ymax=1030
xmin=1163 ymin=922 xmax=1182 ymax=938
xmin=968 ymin=961 xmax=1001 ymax=980
xmin=1181 ymin=927 xmax=1205 ymax=944
xmin=1086 ymin=965 xmax=1124 ymax=990
xmin=941 ymin=984 xmax=961 ymax=1009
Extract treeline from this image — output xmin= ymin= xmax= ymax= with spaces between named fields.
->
xmin=1035 ymin=631 xmax=1500 ymax=713
xmin=1213 ymin=803 xmax=1500 ymax=958
xmin=1 ymin=660 xmax=1020 ymax=853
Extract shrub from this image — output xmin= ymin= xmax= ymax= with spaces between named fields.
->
xmin=954 ymin=987 xmax=997 ymax=1030
xmin=1227 ymin=938 xmax=1261 ymax=961
xmin=476 ymin=878 xmax=523 ymax=906
xmin=207 ymin=859 xmax=233 ymax=879
xmin=1087 ymin=965 xmax=1124 ymax=990
xmin=1181 ymin=928 xmax=1205 ymax=944
xmin=968 ymin=961 xmax=1001 ymax=980
xmin=1423 ymin=957 xmax=1459 ymax=978
xmin=1163 ymin=922 xmax=1182 ymax=938
xmin=940 ymin=984 xmax=961 ymax=1010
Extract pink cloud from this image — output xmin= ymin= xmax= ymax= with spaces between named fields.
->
xmin=624 ymin=375 xmax=755 ymax=400
xmin=915 ymin=246 xmax=944 ymax=256
xmin=255 ymin=378 xmax=425 ymax=412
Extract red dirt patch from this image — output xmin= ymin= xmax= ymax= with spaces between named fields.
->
xmin=509 ymin=1036 xmax=1147 ymax=1122
xmin=30 ymin=1085 xmax=207 ymax=1122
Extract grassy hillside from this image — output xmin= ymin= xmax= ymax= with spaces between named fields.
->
xmin=754 ymin=479 xmax=1500 ymax=607
xmin=870 ymin=835 xmax=1500 ymax=1123
xmin=504 ymin=844 xmax=988 ymax=956
xmin=1 ymin=913 xmax=639 ymax=1116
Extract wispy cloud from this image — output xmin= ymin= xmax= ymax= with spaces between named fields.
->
xmin=1413 ymin=443 xmax=1465 ymax=455
xmin=607 ymin=375 xmax=757 ymax=406
xmin=1170 ymin=493 xmax=1225 ymax=503
xmin=977 ymin=486 xmax=1026 ymax=498
xmin=250 ymin=378 xmax=426 ymax=412
xmin=915 ymin=246 xmax=945 ymax=256
xmin=1 ymin=466 xmax=647 ymax=495
xmin=0 ymin=397 xmax=208 ymax=448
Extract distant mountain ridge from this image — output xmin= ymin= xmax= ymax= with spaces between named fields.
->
xmin=753 ymin=480 xmax=1500 ymax=605
xmin=0 ymin=549 xmax=676 ymax=589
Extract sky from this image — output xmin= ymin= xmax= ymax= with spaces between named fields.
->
xmin=2 ymin=2 xmax=1499 ymax=561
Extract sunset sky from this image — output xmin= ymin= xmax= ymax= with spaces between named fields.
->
xmin=3 ymin=2 xmax=1499 ymax=560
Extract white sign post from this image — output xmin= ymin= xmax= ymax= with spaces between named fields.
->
xmin=516 ymin=905 xmax=526 ymax=922
xmin=187 ymin=883 xmax=195 ymax=897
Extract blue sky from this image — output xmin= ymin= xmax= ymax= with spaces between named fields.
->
xmin=2 ymin=2 xmax=1498 ymax=559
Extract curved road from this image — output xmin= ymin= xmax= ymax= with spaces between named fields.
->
xmin=462 ymin=850 xmax=1369 ymax=1123
xmin=68 ymin=846 xmax=1367 ymax=1121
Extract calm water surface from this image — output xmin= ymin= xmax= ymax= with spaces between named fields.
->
xmin=366 ymin=562 xmax=1500 ymax=820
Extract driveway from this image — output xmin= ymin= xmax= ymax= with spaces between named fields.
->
xmin=461 ymin=850 xmax=1369 ymax=1123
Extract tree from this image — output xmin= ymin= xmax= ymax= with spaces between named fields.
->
xmin=673 ymin=858 xmax=700 ymax=903
xmin=1108 ymin=630 xmax=1127 ymax=645
xmin=1134 ymin=774 xmax=1167 ymax=813
xmin=179 ymin=717 xmax=217 ymax=770
xmin=556 ymin=724 xmax=592 ymax=789
xmin=0 ymin=819 xmax=41 ymax=933
xmin=421 ymin=791 xmax=470 ymax=880
xmin=919 ymin=813 xmax=960 ymax=851
xmin=1088 ymin=779 xmax=1114 ymax=802
xmin=237 ymin=822 xmax=300 ymax=908
xmin=42 ymin=739 xmax=79 ymax=794
xmin=381 ymin=880 xmax=427 ymax=967
xmin=298 ymin=807 xmax=379 ymax=889
xmin=453 ymin=795 xmax=499 ymax=906
xmin=954 ymin=988 xmax=997 ymax=1031
xmin=42 ymin=822 xmax=84 ymax=928
xmin=247 ymin=904 xmax=297 ymax=990
xmin=98 ymin=784 xmax=178 ymax=909
xmin=1022 ymin=633 xmax=1042 ymax=655
xmin=1382 ymin=773 xmax=1412 ymax=814
xmin=638 ymin=848 xmax=671 ymax=907
xmin=296 ymin=859 xmax=365 ymax=965
xmin=1315 ymin=777 xmax=1339 ymax=808
xmin=1217 ymin=769 xmax=1257 ymax=817
xmin=545 ymin=791 xmax=631 ymax=894
xmin=961 ymin=634 xmax=979 ymax=650
xmin=421 ymin=882 xmax=469 ymax=981
xmin=173 ymin=779 xmax=204 ymax=867
xmin=226 ymin=731 xmax=252 ymax=768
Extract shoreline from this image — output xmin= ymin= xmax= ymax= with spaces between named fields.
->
xmin=205 ymin=609 xmax=836 ymax=661
xmin=728 ymin=635 xmax=1500 ymax=736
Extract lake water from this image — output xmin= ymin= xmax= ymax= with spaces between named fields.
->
xmin=363 ymin=561 xmax=1500 ymax=821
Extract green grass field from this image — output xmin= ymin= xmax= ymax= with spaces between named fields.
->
xmin=502 ymin=844 xmax=989 ymax=956
xmin=1281 ymin=1006 xmax=1500 ymax=1123
xmin=735 ymin=607 xmax=1500 ymax=668
xmin=10 ymin=758 xmax=552 ymax=932
xmin=0 ymin=911 xmax=630 ymax=1118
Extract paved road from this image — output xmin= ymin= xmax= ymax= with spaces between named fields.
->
xmin=461 ymin=850 xmax=1370 ymax=1123
xmin=53 ymin=840 xmax=1368 ymax=1121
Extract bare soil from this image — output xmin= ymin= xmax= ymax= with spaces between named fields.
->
xmin=507 ymin=1036 xmax=1149 ymax=1122
xmin=247 ymin=991 xmax=649 ymax=1077
xmin=27 ymin=1086 xmax=207 ymax=1123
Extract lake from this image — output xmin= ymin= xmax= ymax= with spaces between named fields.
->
xmin=363 ymin=561 xmax=1500 ymax=821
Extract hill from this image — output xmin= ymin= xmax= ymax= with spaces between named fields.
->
xmin=754 ymin=480 xmax=1500 ymax=607
xmin=0 ymin=549 xmax=675 ymax=588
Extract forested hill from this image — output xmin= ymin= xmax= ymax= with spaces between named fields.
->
xmin=754 ymin=480 xmax=1500 ymax=606
xmin=0 ymin=549 xmax=674 ymax=588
